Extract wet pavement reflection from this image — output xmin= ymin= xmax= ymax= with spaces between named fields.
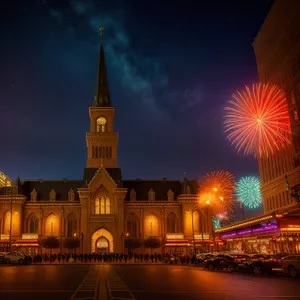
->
xmin=0 ymin=264 xmax=299 ymax=300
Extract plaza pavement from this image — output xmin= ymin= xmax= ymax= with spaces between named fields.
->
xmin=0 ymin=264 xmax=299 ymax=300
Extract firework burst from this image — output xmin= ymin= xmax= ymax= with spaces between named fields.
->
xmin=236 ymin=176 xmax=262 ymax=209
xmin=224 ymin=83 xmax=291 ymax=157
xmin=199 ymin=170 xmax=235 ymax=217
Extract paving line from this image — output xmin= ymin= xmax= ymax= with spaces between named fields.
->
xmin=70 ymin=266 xmax=100 ymax=300
xmin=104 ymin=265 xmax=136 ymax=300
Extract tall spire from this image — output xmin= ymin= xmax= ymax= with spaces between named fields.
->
xmin=181 ymin=172 xmax=188 ymax=194
xmin=94 ymin=26 xmax=111 ymax=107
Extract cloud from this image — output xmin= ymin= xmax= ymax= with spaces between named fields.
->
xmin=46 ymin=0 xmax=169 ymax=121
xmin=47 ymin=0 xmax=202 ymax=121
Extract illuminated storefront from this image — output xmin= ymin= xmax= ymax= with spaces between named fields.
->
xmin=13 ymin=234 xmax=40 ymax=255
xmin=0 ymin=234 xmax=11 ymax=252
xmin=216 ymin=214 xmax=300 ymax=254
xmin=164 ymin=233 xmax=189 ymax=253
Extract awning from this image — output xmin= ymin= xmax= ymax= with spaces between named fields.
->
xmin=0 ymin=240 xmax=11 ymax=244
xmin=13 ymin=239 xmax=40 ymax=247
xmin=165 ymin=239 xmax=189 ymax=246
xmin=194 ymin=240 xmax=213 ymax=243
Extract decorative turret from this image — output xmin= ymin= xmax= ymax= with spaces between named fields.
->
xmin=94 ymin=27 xmax=111 ymax=107
xmin=16 ymin=174 xmax=22 ymax=194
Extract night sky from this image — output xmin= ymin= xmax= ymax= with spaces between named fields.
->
xmin=1 ymin=0 xmax=274 ymax=217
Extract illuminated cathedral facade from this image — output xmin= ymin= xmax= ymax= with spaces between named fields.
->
xmin=0 ymin=30 xmax=214 ymax=255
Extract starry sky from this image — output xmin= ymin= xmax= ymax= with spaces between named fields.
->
xmin=1 ymin=0 xmax=274 ymax=217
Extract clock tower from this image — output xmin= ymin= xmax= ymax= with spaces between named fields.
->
xmin=86 ymin=27 xmax=119 ymax=169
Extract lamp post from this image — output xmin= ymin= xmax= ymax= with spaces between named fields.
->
xmin=191 ymin=208 xmax=196 ymax=255
xmin=8 ymin=186 xmax=13 ymax=252
xmin=60 ymin=207 xmax=64 ymax=255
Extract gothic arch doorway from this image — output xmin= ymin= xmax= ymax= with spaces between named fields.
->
xmin=96 ymin=237 xmax=109 ymax=252
xmin=91 ymin=228 xmax=113 ymax=253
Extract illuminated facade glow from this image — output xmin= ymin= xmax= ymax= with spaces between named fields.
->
xmin=0 ymin=32 xmax=215 ymax=254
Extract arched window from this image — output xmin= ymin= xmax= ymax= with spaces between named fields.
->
xmin=44 ymin=213 xmax=58 ymax=236
xmin=94 ymin=187 xmax=111 ymax=214
xmin=127 ymin=213 xmax=139 ymax=237
xmin=167 ymin=212 xmax=176 ymax=233
xmin=3 ymin=210 xmax=11 ymax=234
xmin=96 ymin=117 xmax=107 ymax=132
xmin=192 ymin=210 xmax=201 ymax=234
xmin=29 ymin=214 xmax=39 ymax=233
xmin=145 ymin=213 xmax=159 ymax=236
xmin=67 ymin=214 xmax=77 ymax=237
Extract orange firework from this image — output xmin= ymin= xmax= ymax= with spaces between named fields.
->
xmin=224 ymin=83 xmax=291 ymax=157
xmin=198 ymin=170 xmax=235 ymax=217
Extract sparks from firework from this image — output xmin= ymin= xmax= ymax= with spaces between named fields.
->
xmin=224 ymin=83 xmax=291 ymax=157
xmin=198 ymin=170 xmax=235 ymax=218
xmin=213 ymin=218 xmax=221 ymax=230
xmin=236 ymin=176 xmax=262 ymax=209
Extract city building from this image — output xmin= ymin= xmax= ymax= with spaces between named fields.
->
xmin=215 ymin=212 xmax=300 ymax=254
xmin=216 ymin=0 xmax=300 ymax=254
xmin=253 ymin=0 xmax=300 ymax=213
xmin=0 ymin=30 xmax=215 ymax=255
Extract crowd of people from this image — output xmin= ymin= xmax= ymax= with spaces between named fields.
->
xmin=32 ymin=252 xmax=198 ymax=264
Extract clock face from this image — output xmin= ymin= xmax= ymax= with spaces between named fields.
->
xmin=97 ymin=117 xmax=107 ymax=125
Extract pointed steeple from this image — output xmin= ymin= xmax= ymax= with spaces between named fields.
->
xmin=16 ymin=174 xmax=22 ymax=194
xmin=94 ymin=26 xmax=111 ymax=107
xmin=181 ymin=172 xmax=190 ymax=194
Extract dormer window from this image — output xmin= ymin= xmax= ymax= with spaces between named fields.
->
xmin=96 ymin=117 xmax=107 ymax=132
xmin=30 ymin=189 xmax=37 ymax=201
xmin=148 ymin=189 xmax=155 ymax=201
xmin=130 ymin=189 xmax=136 ymax=201
xmin=167 ymin=189 xmax=174 ymax=201
xmin=68 ymin=189 xmax=75 ymax=202
xmin=49 ymin=189 xmax=56 ymax=201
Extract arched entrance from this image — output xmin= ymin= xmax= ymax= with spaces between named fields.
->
xmin=96 ymin=237 xmax=109 ymax=252
xmin=91 ymin=228 xmax=113 ymax=253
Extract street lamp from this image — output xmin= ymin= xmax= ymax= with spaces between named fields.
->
xmin=60 ymin=207 xmax=64 ymax=255
xmin=191 ymin=208 xmax=197 ymax=255
xmin=7 ymin=186 xmax=13 ymax=252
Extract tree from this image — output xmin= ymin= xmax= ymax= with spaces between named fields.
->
xmin=124 ymin=238 xmax=143 ymax=254
xmin=144 ymin=237 xmax=161 ymax=250
xmin=42 ymin=236 xmax=60 ymax=254
xmin=63 ymin=238 xmax=80 ymax=253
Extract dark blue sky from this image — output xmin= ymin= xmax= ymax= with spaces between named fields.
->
xmin=1 ymin=0 xmax=273 ymax=196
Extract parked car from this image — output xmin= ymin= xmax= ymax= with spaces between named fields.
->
xmin=196 ymin=253 xmax=214 ymax=264
xmin=237 ymin=254 xmax=283 ymax=275
xmin=3 ymin=252 xmax=32 ymax=265
xmin=281 ymin=255 xmax=300 ymax=278
xmin=205 ymin=254 xmax=249 ymax=271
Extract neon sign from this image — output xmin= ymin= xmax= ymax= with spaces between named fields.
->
xmin=221 ymin=225 xmax=278 ymax=239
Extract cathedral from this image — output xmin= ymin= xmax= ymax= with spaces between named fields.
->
xmin=0 ymin=30 xmax=214 ymax=255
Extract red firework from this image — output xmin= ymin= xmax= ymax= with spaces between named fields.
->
xmin=198 ymin=170 xmax=235 ymax=217
xmin=224 ymin=83 xmax=291 ymax=157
